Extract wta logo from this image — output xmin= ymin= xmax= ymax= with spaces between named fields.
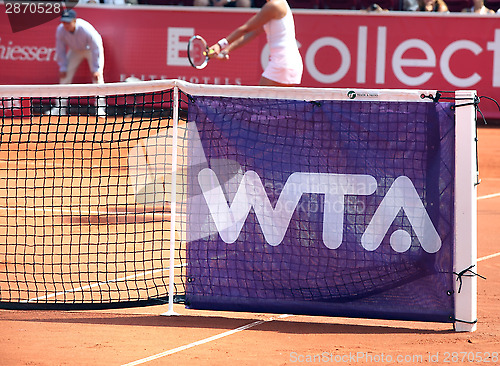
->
xmin=129 ymin=122 xmax=442 ymax=254
xmin=198 ymin=170 xmax=442 ymax=254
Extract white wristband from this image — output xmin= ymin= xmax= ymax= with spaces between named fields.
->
xmin=217 ymin=38 xmax=229 ymax=50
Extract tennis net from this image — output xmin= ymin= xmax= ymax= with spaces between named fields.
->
xmin=0 ymin=81 xmax=478 ymax=332
xmin=0 ymin=80 xmax=188 ymax=309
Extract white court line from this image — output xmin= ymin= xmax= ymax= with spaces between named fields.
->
xmin=0 ymin=206 xmax=168 ymax=217
xmin=27 ymin=264 xmax=186 ymax=302
xmin=121 ymin=314 xmax=292 ymax=366
xmin=478 ymin=252 xmax=500 ymax=262
xmin=477 ymin=192 xmax=500 ymax=200
xmin=0 ymin=206 xmax=101 ymax=216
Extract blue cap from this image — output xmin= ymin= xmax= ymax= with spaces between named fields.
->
xmin=61 ymin=9 xmax=77 ymax=23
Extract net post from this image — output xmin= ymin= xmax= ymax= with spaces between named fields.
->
xmin=454 ymin=90 xmax=478 ymax=332
xmin=162 ymin=85 xmax=180 ymax=317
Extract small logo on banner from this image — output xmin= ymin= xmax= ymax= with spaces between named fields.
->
xmin=347 ymin=90 xmax=380 ymax=100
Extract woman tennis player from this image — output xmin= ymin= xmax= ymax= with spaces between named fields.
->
xmin=209 ymin=0 xmax=303 ymax=87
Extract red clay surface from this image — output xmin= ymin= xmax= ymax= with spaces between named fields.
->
xmin=1 ymin=126 xmax=499 ymax=366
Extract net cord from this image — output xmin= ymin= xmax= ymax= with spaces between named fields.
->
xmin=0 ymin=79 xmax=438 ymax=102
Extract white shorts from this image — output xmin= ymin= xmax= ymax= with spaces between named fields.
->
xmin=262 ymin=58 xmax=303 ymax=85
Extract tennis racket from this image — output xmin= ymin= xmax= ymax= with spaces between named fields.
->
xmin=187 ymin=35 xmax=223 ymax=70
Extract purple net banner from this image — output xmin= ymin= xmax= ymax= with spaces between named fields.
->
xmin=185 ymin=96 xmax=455 ymax=323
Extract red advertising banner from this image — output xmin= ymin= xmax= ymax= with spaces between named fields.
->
xmin=1 ymin=4 xmax=499 ymax=118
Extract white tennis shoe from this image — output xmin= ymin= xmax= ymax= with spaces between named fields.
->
xmin=44 ymin=106 xmax=67 ymax=116
xmin=96 ymin=106 xmax=106 ymax=117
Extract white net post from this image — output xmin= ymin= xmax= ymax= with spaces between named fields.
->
xmin=454 ymin=90 xmax=478 ymax=332
xmin=162 ymin=84 xmax=180 ymax=317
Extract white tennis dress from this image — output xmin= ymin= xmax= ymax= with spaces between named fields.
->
xmin=262 ymin=1 xmax=303 ymax=85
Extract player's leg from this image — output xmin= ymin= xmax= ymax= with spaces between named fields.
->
xmin=83 ymin=49 xmax=106 ymax=116
xmin=61 ymin=49 xmax=84 ymax=85
xmin=61 ymin=50 xmax=85 ymax=113
xmin=46 ymin=50 xmax=83 ymax=115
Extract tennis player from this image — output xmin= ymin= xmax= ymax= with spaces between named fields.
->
xmin=46 ymin=9 xmax=106 ymax=116
xmin=209 ymin=0 xmax=303 ymax=86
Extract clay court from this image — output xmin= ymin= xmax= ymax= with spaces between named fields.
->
xmin=0 ymin=111 xmax=499 ymax=366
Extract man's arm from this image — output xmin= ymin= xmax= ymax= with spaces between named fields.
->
xmin=55 ymin=26 xmax=68 ymax=73
xmin=87 ymin=29 xmax=103 ymax=74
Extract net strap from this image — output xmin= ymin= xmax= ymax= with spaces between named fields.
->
xmin=453 ymin=264 xmax=486 ymax=294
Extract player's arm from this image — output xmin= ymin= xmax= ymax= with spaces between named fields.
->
xmin=223 ymin=29 xmax=262 ymax=55
xmin=55 ymin=26 xmax=68 ymax=73
xmin=209 ymin=0 xmax=286 ymax=55
xmin=86 ymin=30 xmax=104 ymax=81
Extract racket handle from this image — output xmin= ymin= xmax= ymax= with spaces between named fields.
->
xmin=205 ymin=49 xmax=226 ymax=59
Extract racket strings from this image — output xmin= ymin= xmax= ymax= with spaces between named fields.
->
xmin=188 ymin=36 xmax=209 ymax=69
